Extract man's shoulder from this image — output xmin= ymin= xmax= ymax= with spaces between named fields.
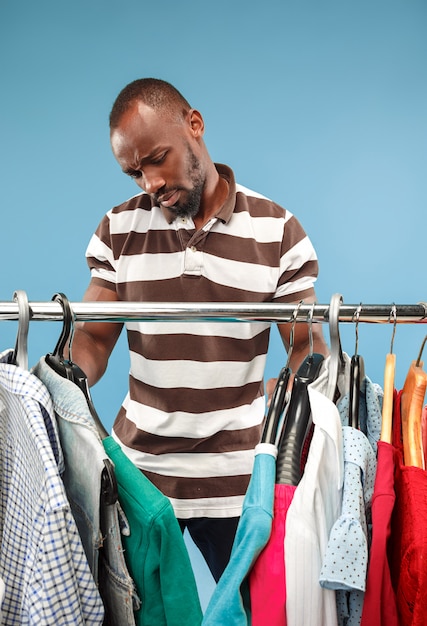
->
xmin=234 ymin=182 xmax=288 ymax=219
xmin=235 ymin=182 xmax=270 ymax=201
xmin=110 ymin=191 xmax=152 ymax=214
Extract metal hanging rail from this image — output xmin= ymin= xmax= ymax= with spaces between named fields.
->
xmin=0 ymin=300 xmax=427 ymax=324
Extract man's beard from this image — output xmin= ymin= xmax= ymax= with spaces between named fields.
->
xmin=157 ymin=145 xmax=205 ymax=219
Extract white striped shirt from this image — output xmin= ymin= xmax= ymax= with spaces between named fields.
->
xmin=86 ymin=164 xmax=319 ymax=519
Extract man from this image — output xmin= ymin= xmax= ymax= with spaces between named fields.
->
xmin=70 ymin=78 xmax=329 ymax=582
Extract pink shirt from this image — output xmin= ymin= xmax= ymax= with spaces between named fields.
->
xmin=249 ymin=483 xmax=296 ymax=625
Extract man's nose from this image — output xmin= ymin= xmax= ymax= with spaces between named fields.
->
xmin=142 ymin=170 xmax=165 ymax=195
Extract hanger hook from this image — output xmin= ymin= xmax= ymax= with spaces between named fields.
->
xmin=12 ymin=290 xmax=31 ymax=369
xmin=285 ymin=300 xmax=304 ymax=367
xmin=51 ymin=293 xmax=74 ymax=361
xmin=416 ymin=335 xmax=427 ymax=368
xmin=389 ymin=303 xmax=397 ymax=354
xmin=328 ymin=293 xmax=344 ymax=359
xmin=307 ymin=302 xmax=315 ymax=356
xmin=352 ymin=303 xmax=362 ymax=355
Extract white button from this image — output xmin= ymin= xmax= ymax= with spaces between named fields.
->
xmin=184 ymin=246 xmax=202 ymax=275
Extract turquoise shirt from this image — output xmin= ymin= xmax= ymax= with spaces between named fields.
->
xmin=202 ymin=443 xmax=277 ymax=625
xmin=103 ymin=437 xmax=202 ymax=626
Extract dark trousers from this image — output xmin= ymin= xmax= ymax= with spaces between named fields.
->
xmin=178 ymin=517 xmax=240 ymax=582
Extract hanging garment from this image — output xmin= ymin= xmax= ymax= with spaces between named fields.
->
xmin=33 ymin=356 xmax=139 ymax=625
xmin=103 ymin=436 xmax=203 ymax=626
xmin=249 ymin=482 xmax=296 ymax=626
xmin=422 ymin=404 xmax=427 ymax=462
xmin=202 ymin=442 xmax=278 ymax=626
xmin=360 ymin=438 xmax=399 ymax=626
xmin=319 ymin=374 xmax=382 ymax=626
xmin=284 ymin=356 xmax=345 ymax=626
xmin=319 ymin=426 xmax=376 ymax=626
xmin=390 ymin=390 xmax=427 ymax=626
xmin=0 ymin=349 xmax=104 ymax=625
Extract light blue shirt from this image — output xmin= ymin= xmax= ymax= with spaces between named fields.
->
xmin=320 ymin=375 xmax=382 ymax=626
xmin=33 ymin=356 xmax=139 ymax=624
xmin=202 ymin=443 xmax=277 ymax=626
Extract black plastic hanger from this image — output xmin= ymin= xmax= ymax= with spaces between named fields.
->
xmin=261 ymin=365 xmax=292 ymax=445
xmin=261 ymin=301 xmax=303 ymax=445
xmin=275 ymin=303 xmax=325 ymax=485
xmin=348 ymin=304 xmax=365 ymax=429
xmin=11 ymin=290 xmax=31 ymax=369
xmin=46 ymin=292 xmax=117 ymax=504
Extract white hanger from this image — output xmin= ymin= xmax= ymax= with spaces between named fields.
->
xmin=326 ymin=293 xmax=345 ymax=401
xmin=12 ymin=290 xmax=30 ymax=370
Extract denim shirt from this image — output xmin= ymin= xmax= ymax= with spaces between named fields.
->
xmin=33 ymin=356 xmax=139 ymax=625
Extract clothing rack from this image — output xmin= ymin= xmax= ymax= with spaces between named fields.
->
xmin=0 ymin=299 xmax=427 ymax=324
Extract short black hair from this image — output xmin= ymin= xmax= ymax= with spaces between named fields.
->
xmin=109 ymin=78 xmax=192 ymax=129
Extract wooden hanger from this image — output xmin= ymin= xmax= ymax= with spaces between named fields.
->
xmin=380 ymin=305 xmax=397 ymax=444
xmin=401 ymin=335 xmax=427 ymax=468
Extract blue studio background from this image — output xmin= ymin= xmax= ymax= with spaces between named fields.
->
xmin=1 ymin=0 xmax=426 ymax=610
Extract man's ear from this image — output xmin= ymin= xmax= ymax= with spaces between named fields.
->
xmin=188 ymin=108 xmax=204 ymax=138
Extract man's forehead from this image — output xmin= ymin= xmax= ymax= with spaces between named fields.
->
xmin=119 ymin=99 xmax=183 ymax=129
xmin=111 ymin=100 xmax=156 ymax=133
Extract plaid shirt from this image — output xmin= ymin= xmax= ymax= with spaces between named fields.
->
xmin=0 ymin=350 xmax=104 ymax=625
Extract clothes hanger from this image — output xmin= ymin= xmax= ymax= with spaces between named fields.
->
xmin=261 ymin=365 xmax=292 ymax=446
xmin=45 ymin=293 xmax=117 ymax=504
xmin=380 ymin=304 xmax=397 ymax=444
xmin=348 ymin=303 xmax=365 ymax=429
xmin=401 ymin=334 xmax=427 ymax=468
xmin=46 ymin=293 xmax=109 ymax=439
xmin=326 ymin=293 xmax=345 ymax=402
xmin=275 ymin=302 xmax=325 ymax=485
xmin=11 ymin=290 xmax=31 ymax=370
xmin=260 ymin=301 xmax=303 ymax=445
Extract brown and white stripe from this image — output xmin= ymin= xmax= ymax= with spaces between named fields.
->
xmin=85 ymin=164 xmax=318 ymax=519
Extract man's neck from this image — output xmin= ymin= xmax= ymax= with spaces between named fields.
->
xmin=194 ymin=173 xmax=229 ymax=230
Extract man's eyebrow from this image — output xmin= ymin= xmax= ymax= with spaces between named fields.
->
xmin=123 ymin=167 xmax=139 ymax=175
xmin=123 ymin=148 xmax=167 ymax=174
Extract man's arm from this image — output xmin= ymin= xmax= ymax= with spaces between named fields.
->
xmin=266 ymin=295 xmax=330 ymax=400
xmin=67 ymin=280 xmax=123 ymax=387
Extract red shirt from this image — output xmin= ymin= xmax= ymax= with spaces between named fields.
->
xmin=361 ymin=439 xmax=399 ymax=625
xmin=390 ymin=389 xmax=427 ymax=626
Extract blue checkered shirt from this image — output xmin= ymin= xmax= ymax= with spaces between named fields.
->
xmin=0 ymin=350 xmax=104 ymax=625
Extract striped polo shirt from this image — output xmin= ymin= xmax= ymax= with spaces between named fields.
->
xmin=85 ymin=164 xmax=319 ymax=519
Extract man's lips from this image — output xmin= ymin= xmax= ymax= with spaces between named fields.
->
xmin=157 ymin=190 xmax=180 ymax=208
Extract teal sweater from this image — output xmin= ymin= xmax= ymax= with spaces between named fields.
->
xmin=103 ymin=437 xmax=203 ymax=626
